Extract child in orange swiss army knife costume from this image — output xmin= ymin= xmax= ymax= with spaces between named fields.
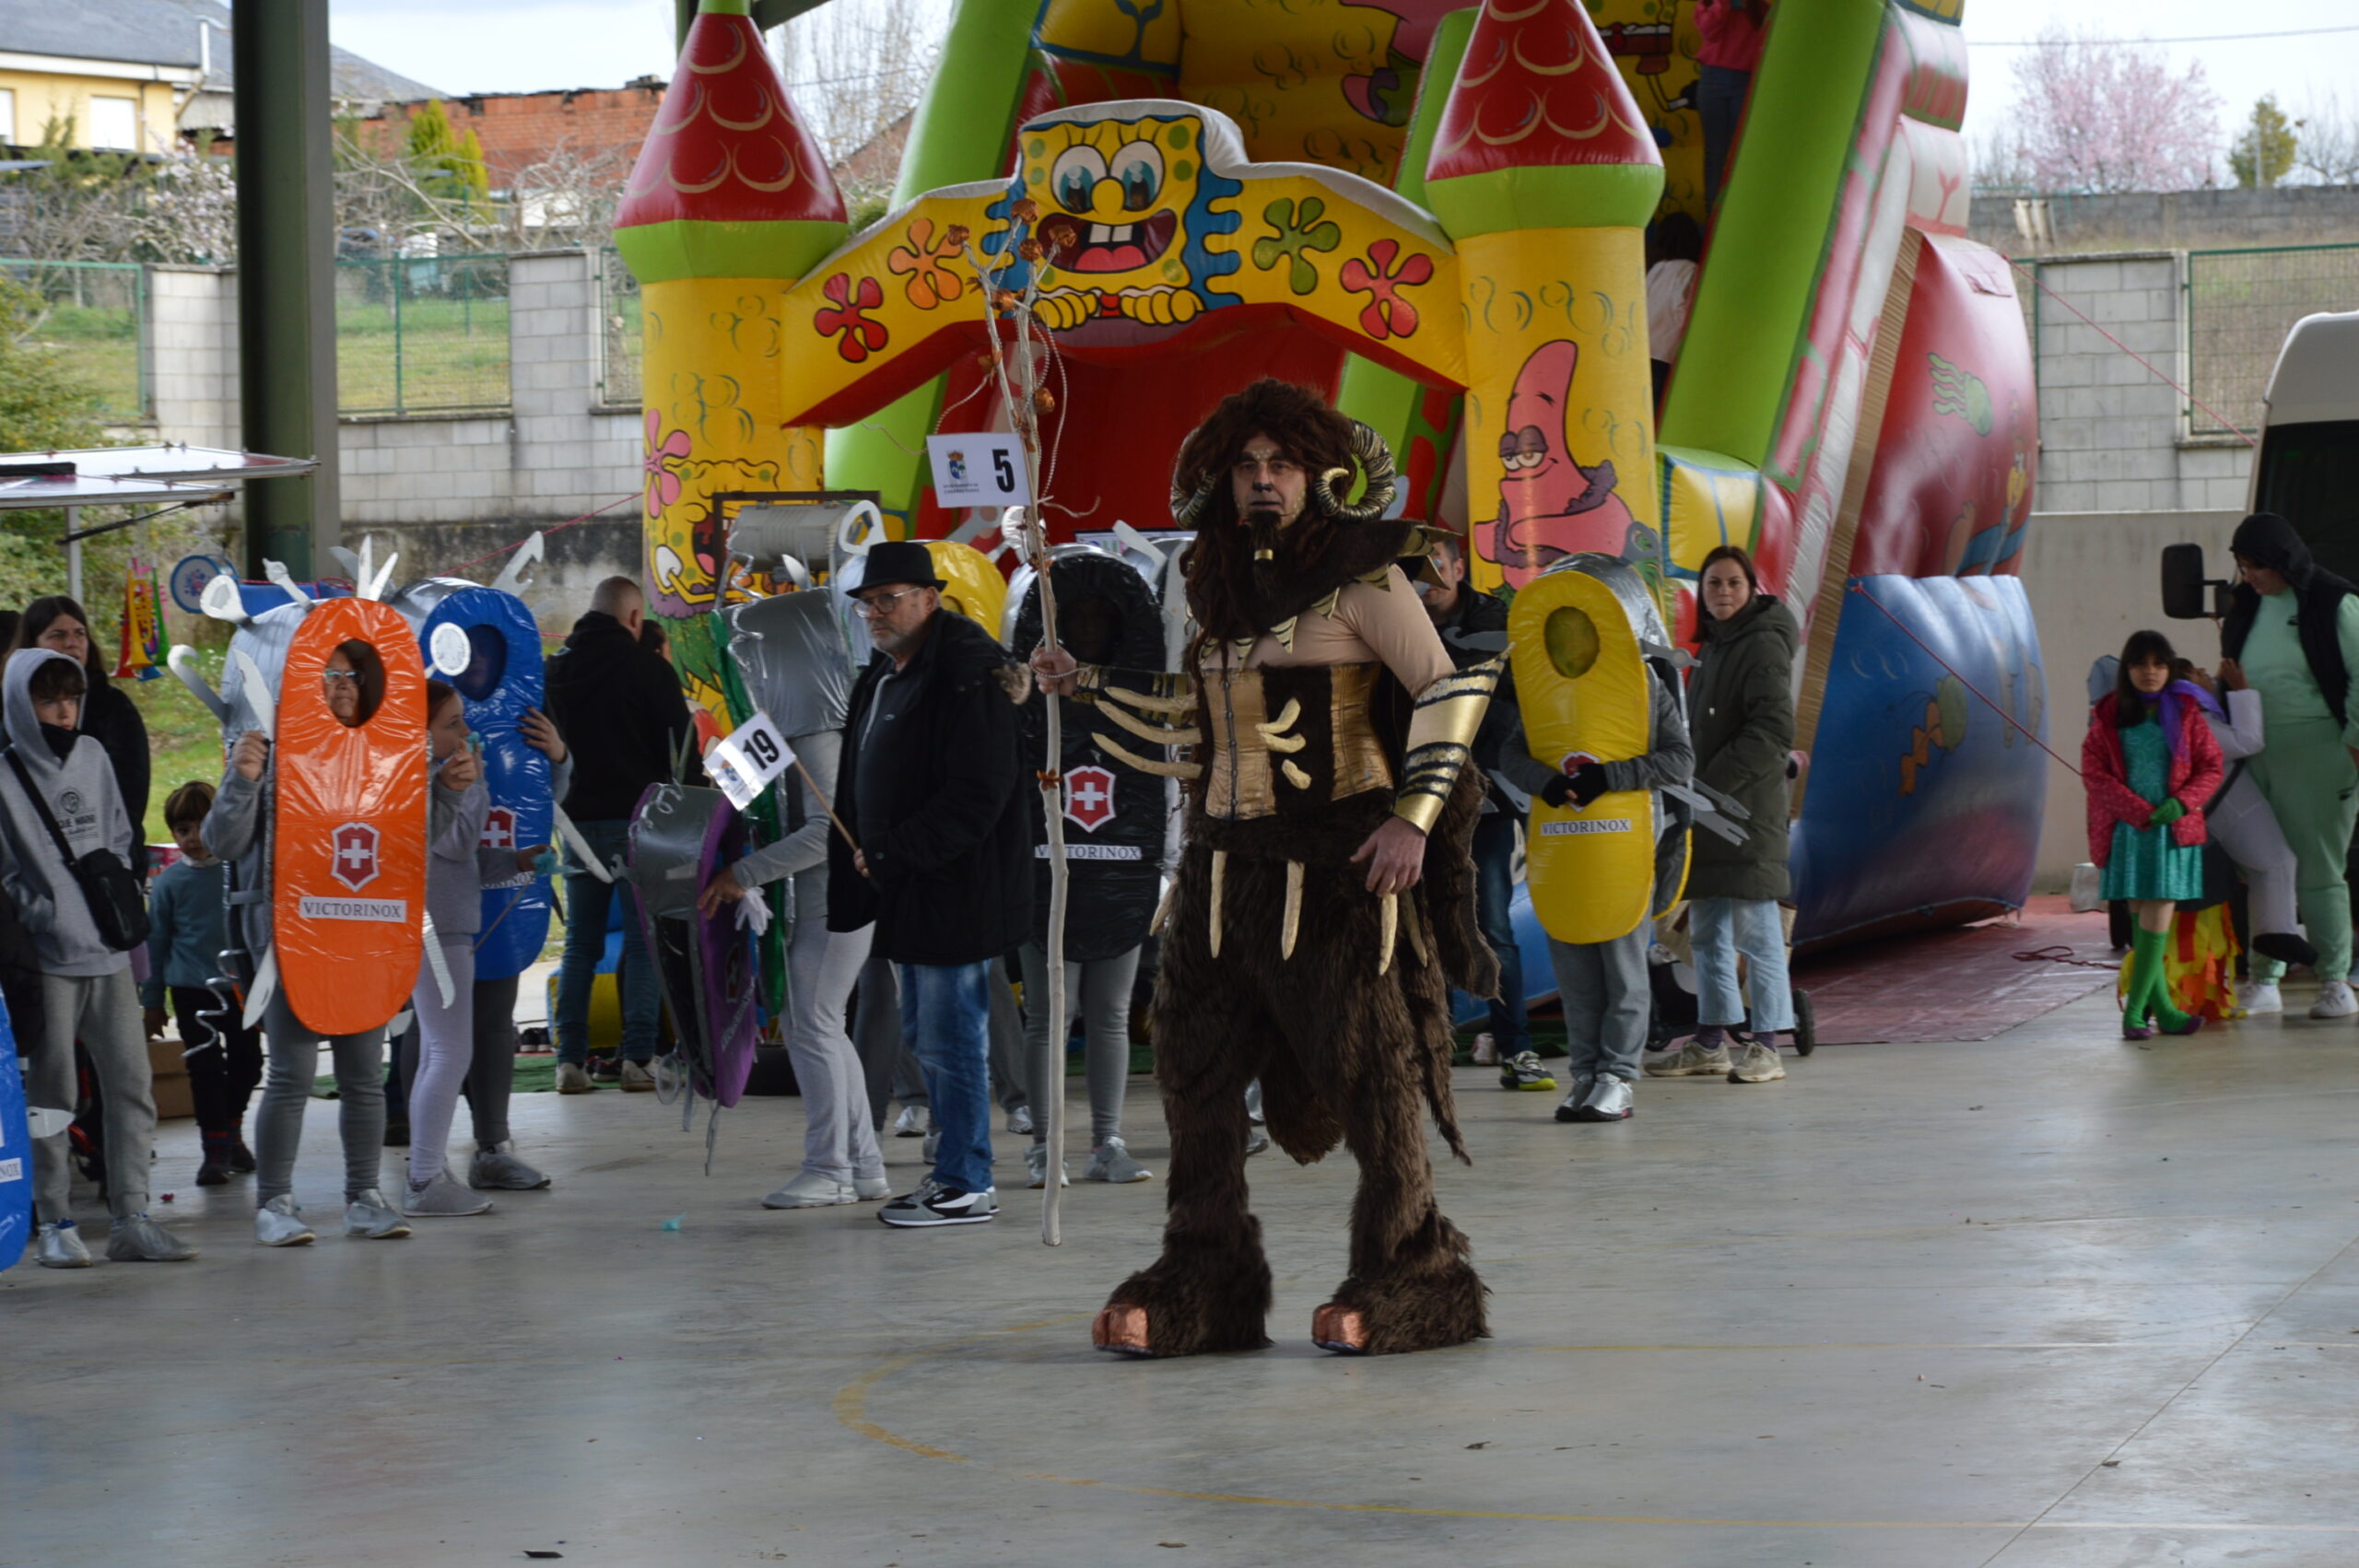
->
xmin=201 ymin=586 xmax=440 ymax=1248
xmin=1035 ymin=380 xmax=1500 ymax=1357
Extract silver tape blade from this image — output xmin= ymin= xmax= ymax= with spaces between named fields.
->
xmin=170 ymin=645 xmax=230 ymax=723
xmin=551 ymin=804 xmax=615 ymax=883
xmin=420 ymin=913 xmax=456 ymax=1009
xmin=330 ymin=545 xmax=364 ymax=581
xmin=488 ymin=530 xmax=544 ymax=596
xmin=387 ymin=1008 xmax=414 ymax=1038
xmin=199 ymin=572 xmax=247 ymax=625
xmin=242 ymin=948 xmax=278 ymax=1029
xmin=26 ymin=1105 xmax=73 ymax=1138
xmin=233 ymin=649 xmax=276 ymax=738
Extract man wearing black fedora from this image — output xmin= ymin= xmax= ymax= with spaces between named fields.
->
xmin=830 ymin=540 xmax=1033 ymax=1227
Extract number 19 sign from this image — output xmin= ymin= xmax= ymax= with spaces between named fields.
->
xmin=707 ymin=712 xmax=794 ymax=814
xmin=927 ymin=432 xmax=1031 ymax=508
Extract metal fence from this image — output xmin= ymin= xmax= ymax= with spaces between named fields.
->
xmin=2186 ymin=243 xmax=2359 ymax=439
xmin=596 ymin=248 xmax=642 ymax=408
xmin=0 ymin=259 xmax=147 ymax=420
xmin=334 ymin=252 xmax=512 ymax=416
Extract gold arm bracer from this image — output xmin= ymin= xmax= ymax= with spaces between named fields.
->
xmin=1392 ymin=657 xmax=1502 ymax=835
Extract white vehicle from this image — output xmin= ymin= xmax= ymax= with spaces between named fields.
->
xmin=2250 ymin=309 xmax=2359 ymax=577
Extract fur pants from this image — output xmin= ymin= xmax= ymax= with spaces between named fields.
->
xmin=1107 ymin=831 xmax=1487 ymax=1355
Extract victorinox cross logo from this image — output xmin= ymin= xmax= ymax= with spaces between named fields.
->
xmin=1062 ymin=765 xmax=1117 ymax=833
xmin=480 ymin=806 xmax=517 ymax=849
xmin=331 ymin=822 xmax=381 ymax=891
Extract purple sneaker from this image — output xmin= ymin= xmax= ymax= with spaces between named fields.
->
xmin=2121 ymin=1015 xmax=2156 ymax=1041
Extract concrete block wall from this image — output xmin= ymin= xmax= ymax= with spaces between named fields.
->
xmin=143 ymin=250 xmax=644 ymax=606
xmin=2025 ymin=252 xmax=2254 ymax=515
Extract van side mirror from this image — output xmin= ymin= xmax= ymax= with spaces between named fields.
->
xmin=2161 ymin=544 xmax=2230 ymax=619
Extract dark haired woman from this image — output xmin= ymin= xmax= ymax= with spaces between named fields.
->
xmin=13 ymin=595 xmax=148 ymax=863
xmin=2084 ymin=630 xmax=2223 ymax=1039
xmin=1648 ymin=544 xmax=1800 ymax=1085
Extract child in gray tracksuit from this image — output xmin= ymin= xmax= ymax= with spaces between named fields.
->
xmin=0 ymin=649 xmax=195 ymax=1266
xmin=1497 ymin=661 xmax=1694 ymax=1123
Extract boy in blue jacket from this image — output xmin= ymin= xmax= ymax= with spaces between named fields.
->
xmin=142 ymin=779 xmax=262 ymax=1188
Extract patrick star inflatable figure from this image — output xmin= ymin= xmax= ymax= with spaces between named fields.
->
xmin=1486 ymin=340 xmax=1637 ymax=588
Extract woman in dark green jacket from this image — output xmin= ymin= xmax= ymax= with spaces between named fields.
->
xmin=1646 ymin=545 xmax=1799 ymax=1086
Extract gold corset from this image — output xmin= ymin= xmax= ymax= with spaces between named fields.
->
xmin=1200 ymin=663 xmax=1392 ymax=821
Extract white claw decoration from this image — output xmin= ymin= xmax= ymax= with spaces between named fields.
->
xmin=263 ymin=559 xmax=312 ymax=608
xmin=550 ymin=805 xmax=614 ymax=884
xmin=330 ymin=545 xmax=364 ymax=581
xmin=364 ymin=551 xmax=399 ymax=603
xmin=199 ymin=573 xmax=247 ymax=625
xmin=25 ymin=1105 xmax=73 ymax=1138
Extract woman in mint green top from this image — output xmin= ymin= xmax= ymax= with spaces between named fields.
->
xmin=2220 ymin=513 xmax=2359 ymax=1020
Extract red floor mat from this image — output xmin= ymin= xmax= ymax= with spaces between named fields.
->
xmin=1792 ymin=896 xmax=2119 ymax=1045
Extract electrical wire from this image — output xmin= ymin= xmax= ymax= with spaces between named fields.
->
xmin=1969 ymin=23 xmax=2359 ymax=47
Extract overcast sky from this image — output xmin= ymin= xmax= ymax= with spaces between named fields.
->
xmin=329 ymin=0 xmax=2359 ymax=167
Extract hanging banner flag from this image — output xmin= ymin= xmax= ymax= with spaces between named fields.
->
xmin=115 ymin=559 xmax=164 ymax=682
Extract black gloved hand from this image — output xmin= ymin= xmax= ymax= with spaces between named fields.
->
xmin=1542 ymin=762 xmax=1609 ymax=809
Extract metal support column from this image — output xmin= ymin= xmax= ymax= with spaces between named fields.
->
xmin=233 ymin=0 xmax=340 ymax=578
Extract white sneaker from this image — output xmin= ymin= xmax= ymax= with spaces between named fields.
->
xmin=344 ymin=1189 xmax=413 ymax=1239
xmin=1643 ymin=1036 xmax=1733 ymax=1077
xmin=400 ymin=1168 xmax=496 ymax=1217
xmin=1006 ymin=1105 xmax=1033 ymax=1136
xmin=34 ymin=1220 xmax=93 ymax=1268
xmin=2237 ymin=980 xmax=2283 ymax=1015
xmin=2311 ymin=980 xmax=2357 ymax=1020
xmin=762 ymin=1171 xmax=856 ymax=1209
xmin=893 ymin=1105 xmax=931 ymax=1138
xmin=1026 ymin=1143 xmax=1070 ymax=1189
xmin=255 ymin=1195 xmax=316 ymax=1247
xmin=1470 ymin=1032 xmax=1498 ymax=1066
xmin=852 ymin=1176 xmax=892 ymax=1202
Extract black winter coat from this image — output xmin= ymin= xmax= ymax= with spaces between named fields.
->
xmin=827 ymin=610 xmax=1033 ymax=965
xmin=545 ymin=612 xmax=699 ymax=821
xmin=1685 ymin=593 xmax=1798 ymax=903
xmin=82 ymin=676 xmax=148 ymax=869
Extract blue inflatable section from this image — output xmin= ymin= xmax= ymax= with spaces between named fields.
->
xmin=0 ymin=996 xmax=29 ymax=1272
xmin=1791 ymin=575 xmax=2047 ymax=949
xmin=236 ymin=579 xmax=351 ymax=615
xmin=1451 ymin=882 xmax=1560 ymax=1027
xmin=419 ymin=588 xmax=554 ymax=980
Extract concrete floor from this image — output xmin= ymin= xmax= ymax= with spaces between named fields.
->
xmin=9 ymin=985 xmax=2359 ymax=1568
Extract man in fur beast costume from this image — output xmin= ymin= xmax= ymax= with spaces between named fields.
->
xmin=1036 ymin=379 xmax=1500 ymax=1356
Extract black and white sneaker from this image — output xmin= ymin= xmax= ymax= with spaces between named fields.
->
xmin=877 ymin=1178 xmax=999 ymax=1228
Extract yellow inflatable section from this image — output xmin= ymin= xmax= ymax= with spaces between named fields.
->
xmin=1509 ymin=563 xmax=1658 ymax=946
xmin=924 ymin=539 xmax=1008 ymax=636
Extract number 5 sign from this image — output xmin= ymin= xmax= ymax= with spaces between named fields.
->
xmin=707 ymin=712 xmax=794 ymax=813
xmin=927 ymin=432 xmax=1031 ymax=508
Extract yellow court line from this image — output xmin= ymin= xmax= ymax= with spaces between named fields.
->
xmin=828 ymin=1320 xmax=2359 ymax=1535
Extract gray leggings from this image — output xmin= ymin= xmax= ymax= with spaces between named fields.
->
xmin=255 ymin=989 xmax=386 ymax=1206
xmin=395 ymin=974 xmax=523 ymax=1149
xmin=27 ymin=968 xmax=153 ymax=1223
xmin=1017 ymin=942 xmax=1140 ymax=1148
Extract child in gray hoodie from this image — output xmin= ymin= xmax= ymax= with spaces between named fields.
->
xmin=0 ymin=649 xmax=196 ymax=1266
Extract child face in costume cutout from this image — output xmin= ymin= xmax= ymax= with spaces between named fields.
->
xmin=323 ymin=649 xmax=364 ymax=726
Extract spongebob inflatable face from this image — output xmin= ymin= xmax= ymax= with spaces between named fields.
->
xmin=1012 ymin=111 xmax=1242 ymax=334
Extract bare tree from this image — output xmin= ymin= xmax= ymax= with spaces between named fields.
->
xmin=1997 ymin=29 xmax=2223 ymax=193
xmin=780 ymin=0 xmax=944 ymax=224
xmin=500 ymin=137 xmax=634 ymax=252
xmin=2293 ymin=88 xmax=2359 ymax=185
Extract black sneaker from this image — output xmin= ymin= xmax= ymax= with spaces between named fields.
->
xmin=877 ymin=1178 xmax=999 ymax=1228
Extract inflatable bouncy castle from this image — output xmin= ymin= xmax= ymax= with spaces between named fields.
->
xmin=616 ymin=0 xmax=2043 ymax=950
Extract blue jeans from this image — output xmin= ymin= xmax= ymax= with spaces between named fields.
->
xmin=1472 ymin=813 xmax=1531 ymax=1054
xmin=554 ymin=819 xmax=661 ymax=1065
xmin=900 ymin=960 xmax=995 ymax=1194
xmin=1691 ymin=895 xmax=1795 ymax=1034
xmin=1696 ymin=63 xmax=1751 ymax=210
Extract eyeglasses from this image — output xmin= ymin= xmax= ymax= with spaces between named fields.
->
xmin=854 ymin=587 xmax=927 ymax=616
xmin=322 ymin=669 xmax=363 ymax=683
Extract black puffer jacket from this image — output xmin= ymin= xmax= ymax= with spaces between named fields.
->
xmin=1685 ymin=593 xmax=1799 ymax=903
xmin=827 ymin=610 xmax=1032 ymax=965
xmin=545 ymin=611 xmax=698 ymax=821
